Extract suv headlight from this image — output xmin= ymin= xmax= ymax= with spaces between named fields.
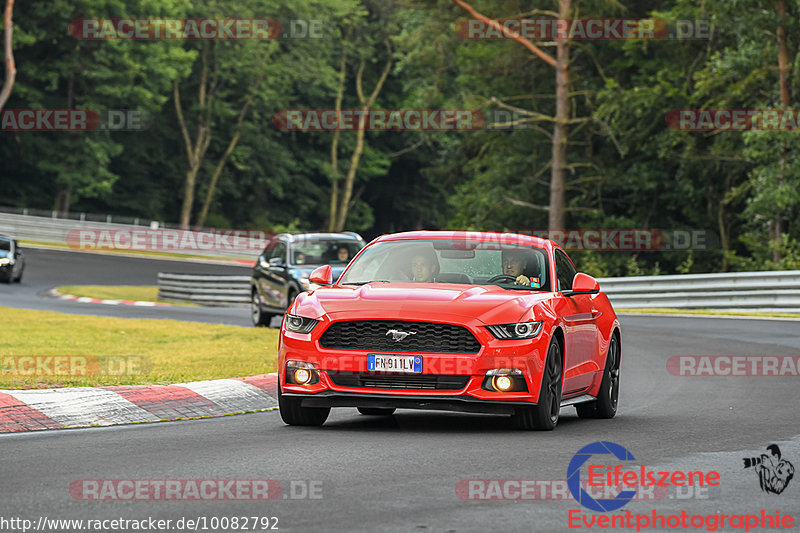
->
xmin=486 ymin=321 xmax=543 ymax=340
xmin=0 ymin=258 xmax=11 ymax=266
xmin=285 ymin=314 xmax=319 ymax=334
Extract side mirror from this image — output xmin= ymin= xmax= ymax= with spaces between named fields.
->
xmin=268 ymin=257 xmax=284 ymax=267
xmin=309 ymin=265 xmax=333 ymax=285
xmin=563 ymin=273 xmax=599 ymax=296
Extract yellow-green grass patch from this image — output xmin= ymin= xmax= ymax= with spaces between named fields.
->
xmin=0 ymin=306 xmax=278 ymax=389
xmin=57 ymin=285 xmax=196 ymax=306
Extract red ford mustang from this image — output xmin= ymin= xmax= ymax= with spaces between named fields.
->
xmin=277 ymin=231 xmax=621 ymax=430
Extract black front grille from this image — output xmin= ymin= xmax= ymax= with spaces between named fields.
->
xmin=319 ymin=320 xmax=481 ymax=353
xmin=328 ymin=372 xmax=470 ymax=391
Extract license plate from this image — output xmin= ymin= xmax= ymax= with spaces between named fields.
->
xmin=367 ymin=354 xmax=422 ymax=373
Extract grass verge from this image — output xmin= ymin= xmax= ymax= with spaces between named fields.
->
xmin=57 ymin=285 xmax=196 ymax=306
xmin=0 ymin=306 xmax=278 ymax=389
xmin=20 ymin=239 xmax=255 ymax=264
xmin=616 ymin=308 xmax=800 ymax=319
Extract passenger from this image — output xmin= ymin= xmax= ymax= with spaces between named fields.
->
xmin=410 ymin=249 xmax=439 ymax=282
xmin=337 ymin=246 xmax=350 ymax=263
xmin=502 ymin=250 xmax=532 ymax=286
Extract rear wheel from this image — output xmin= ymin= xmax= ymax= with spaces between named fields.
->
xmin=512 ymin=338 xmax=563 ymax=431
xmin=576 ymin=333 xmax=620 ymax=419
xmin=251 ymin=290 xmax=273 ymax=327
xmin=357 ymin=407 xmax=396 ymax=416
xmin=278 ymin=385 xmax=330 ymax=426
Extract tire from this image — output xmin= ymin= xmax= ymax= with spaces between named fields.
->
xmin=278 ymin=385 xmax=330 ymax=426
xmin=512 ymin=338 xmax=563 ymax=430
xmin=14 ymin=269 xmax=22 ymax=283
xmin=358 ymin=407 xmax=396 ymax=416
xmin=251 ymin=290 xmax=273 ymax=327
xmin=576 ymin=333 xmax=620 ymax=419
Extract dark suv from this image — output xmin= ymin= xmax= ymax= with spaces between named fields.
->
xmin=250 ymin=232 xmax=365 ymax=326
xmin=0 ymin=235 xmax=25 ymax=283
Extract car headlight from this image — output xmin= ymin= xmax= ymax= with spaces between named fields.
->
xmin=285 ymin=314 xmax=319 ymax=334
xmin=486 ymin=321 xmax=543 ymax=340
xmin=0 ymin=258 xmax=11 ymax=266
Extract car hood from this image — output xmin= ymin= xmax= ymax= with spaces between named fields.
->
xmin=294 ymin=283 xmax=553 ymax=325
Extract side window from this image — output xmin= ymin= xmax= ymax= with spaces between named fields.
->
xmin=270 ymin=242 xmax=287 ymax=263
xmin=555 ymin=249 xmax=577 ymax=292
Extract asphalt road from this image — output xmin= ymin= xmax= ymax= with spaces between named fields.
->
xmin=0 ymin=247 xmax=256 ymax=326
xmin=1 ymin=249 xmax=799 ymax=532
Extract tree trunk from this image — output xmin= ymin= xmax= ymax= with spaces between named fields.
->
xmin=175 ymin=43 xmax=212 ymax=229
xmin=327 ymin=43 xmax=348 ymax=232
xmin=0 ymin=0 xmax=15 ymax=112
xmin=774 ymin=0 xmax=790 ymax=263
xmin=196 ymin=77 xmax=262 ymax=227
xmin=549 ymin=0 xmax=570 ymax=232
xmin=332 ymin=50 xmax=392 ymax=232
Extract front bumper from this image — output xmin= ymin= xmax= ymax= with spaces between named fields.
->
xmin=284 ymin=391 xmax=534 ymax=414
xmin=279 ymin=319 xmax=549 ymax=405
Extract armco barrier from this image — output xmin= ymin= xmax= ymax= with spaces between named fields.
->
xmin=0 ymin=211 xmax=258 ymax=261
xmin=600 ymin=271 xmax=800 ymax=312
xmin=155 ymin=270 xmax=800 ymax=311
xmin=157 ymin=273 xmax=251 ymax=306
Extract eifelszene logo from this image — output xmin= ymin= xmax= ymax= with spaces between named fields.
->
xmin=743 ymin=444 xmax=795 ymax=494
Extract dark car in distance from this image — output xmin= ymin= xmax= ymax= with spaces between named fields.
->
xmin=250 ymin=232 xmax=365 ymax=326
xmin=0 ymin=235 xmax=24 ymax=283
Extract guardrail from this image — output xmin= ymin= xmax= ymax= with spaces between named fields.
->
xmin=0 ymin=211 xmax=258 ymax=261
xmin=155 ymin=270 xmax=800 ymax=312
xmin=600 ymin=271 xmax=800 ymax=312
xmin=157 ymin=273 xmax=251 ymax=306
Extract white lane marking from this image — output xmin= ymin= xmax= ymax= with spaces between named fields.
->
xmin=177 ymin=379 xmax=277 ymax=412
xmin=4 ymin=388 xmax=155 ymax=427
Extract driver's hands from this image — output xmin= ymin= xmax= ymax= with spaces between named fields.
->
xmin=515 ymin=275 xmax=531 ymax=286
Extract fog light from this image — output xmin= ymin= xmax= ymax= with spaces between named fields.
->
xmin=493 ymin=375 xmax=514 ymax=392
xmin=294 ymin=368 xmax=312 ymax=385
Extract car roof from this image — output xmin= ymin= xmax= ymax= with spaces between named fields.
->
xmin=281 ymin=232 xmax=364 ymax=243
xmin=371 ymin=230 xmax=553 ymax=250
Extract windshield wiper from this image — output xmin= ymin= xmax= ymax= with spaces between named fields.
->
xmin=342 ymin=280 xmax=391 ymax=286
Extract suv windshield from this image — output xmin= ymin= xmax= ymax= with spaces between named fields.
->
xmin=290 ymin=239 xmax=362 ymax=266
xmin=339 ymin=239 xmax=550 ymax=290
xmin=0 ymin=239 xmax=11 ymax=252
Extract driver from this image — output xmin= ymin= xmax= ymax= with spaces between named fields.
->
xmin=502 ymin=250 xmax=532 ymax=286
xmin=410 ymin=249 xmax=439 ymax=282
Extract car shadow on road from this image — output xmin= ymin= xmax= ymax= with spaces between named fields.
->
xmin=305 ymin=409 xmax=588 ymax=434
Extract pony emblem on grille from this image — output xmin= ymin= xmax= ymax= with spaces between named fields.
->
xmin=386 ymin=329 xmax=417 ymax=342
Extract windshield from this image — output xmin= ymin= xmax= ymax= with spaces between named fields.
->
xmin=339 ymin=239 xmax=550 ymax=291
xmin=290 ymin=239 xmax=363 ymax=266
xmin=0 ymin=239 xmax=11 ymax=252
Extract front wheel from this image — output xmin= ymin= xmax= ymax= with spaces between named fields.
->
xmin=512 ymin=338 xmax=563 ymax=431
xmin=278 ymin=385 xmax=330 ymax=426
xmin=251 ymin=290 xmax=273 ymax=327
xmin=358 ymin=407 xmax=396 ymax=416
xmin=576 ymin=334 xmax=620 ymax=419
